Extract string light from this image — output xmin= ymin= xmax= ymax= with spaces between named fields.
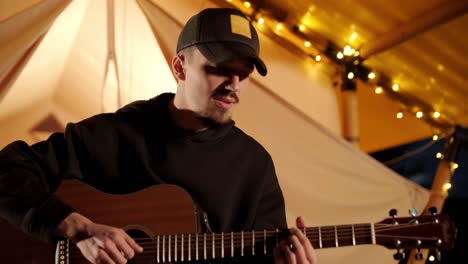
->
xmin=452 ymin=163 xmax=459 ymax=170
xmin=443 ymin=183 xmax=452 ymax=191
xmin=432 ymin=135 xmax=439 ymax=141
xmin=337 ymin=52 xmax=344 ymax=59
xmin=343 ymin=45 xmax=355 ymax=56
xmin=396 ymin=112 xmax=403 ymax=119
xmin=416 ymin=111 xmax=424 ymax=118
xmin=218 ymin=3 xmax=452 ymax=129
xmin=375 ymin=86 xmax=383 ymax=94
xmin=436 ymin=152 xmax=443 ymax=159
xmin=428 ymin=255 xmax=435 ymax=262
xmin=275 ymin=23 xmax=283 ymax=31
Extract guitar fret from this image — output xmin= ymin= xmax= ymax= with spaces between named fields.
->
xmin=371 ymin=223 xmax=376 ymax=244
xmin=163 ymin=235 xmax=166 ymax=263
xmin=212 ymin=233 xmax=215 ymax=259
xmin=352 ymin=225 xmax=356 ymax=245
xmin=221 ymin=232 xmax=224 ymax=258
xmin=241 ymin=231 xmax=244 ymax=256
xmin=182 ymin=234 xmax=184 ymax=262
xmin=334 ymin=226 xmax=338 ymax=247
xmin=169 ymin=235 xmax=171 ymax=262
xmin=252 ymin=230 xmax=255 ymax=256
xmin=188 ymin=234 xmax=191 ymax=261
xmin=203 ymin=233 xmax=207 ymax=260
xmin=231 ymin=232 xmax=234 ymax=257
xmin=157 ymin=235 xmax=160 ymax=263
xmin=318 ymin=227 xmax=323 ymax=249
xmin=263 ymin=230 xmax=267 ymax=255
xmin=196 ymin=233 xmax=199 ymax=261
xmin=175 ymin=234 xmax=178 ymax=262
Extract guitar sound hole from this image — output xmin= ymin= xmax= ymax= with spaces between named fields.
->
xmin=126 ymin=228 xmax=153 ymax=264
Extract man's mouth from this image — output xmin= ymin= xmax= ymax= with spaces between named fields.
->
xmin=212 ymin=96 xmax=236 ymax=110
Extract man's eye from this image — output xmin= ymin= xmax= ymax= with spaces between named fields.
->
xmin=205 ymin=66 xmax=229 ymax=76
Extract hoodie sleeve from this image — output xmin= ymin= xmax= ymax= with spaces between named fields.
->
xmin=0 ymin=120 xmax=94 ymax=243
xmin=254 ymin=156 xmax=287 ymax=231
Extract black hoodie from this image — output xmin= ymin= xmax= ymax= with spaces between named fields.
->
xmin=0 ymin=93 xmax=286 ymax=262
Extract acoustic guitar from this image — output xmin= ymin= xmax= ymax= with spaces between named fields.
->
xmin=0 ymin=180 xmax=456 ymax=263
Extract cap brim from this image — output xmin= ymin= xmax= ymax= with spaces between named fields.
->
xmin=196 ymin=42 xmax=267 ymax=76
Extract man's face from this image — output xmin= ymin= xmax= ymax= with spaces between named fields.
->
xmin=179 ymin=48 xmax=254 ymax=124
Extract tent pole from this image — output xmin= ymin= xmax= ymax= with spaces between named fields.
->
xmin=340 ymin=73 xmax=360 ymax=147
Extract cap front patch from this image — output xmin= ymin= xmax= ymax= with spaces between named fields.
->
xmin=230 ymin=15 xmax=252 ymax=39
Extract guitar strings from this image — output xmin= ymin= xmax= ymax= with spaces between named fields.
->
xmin=65 ymin=222 xmax=441 ymax=260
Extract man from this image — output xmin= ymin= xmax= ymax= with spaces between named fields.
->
xmin=0 ymin=7 xmax=317 ymax=264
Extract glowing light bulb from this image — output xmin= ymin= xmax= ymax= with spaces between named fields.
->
xmin=452 ymin=163 xmax=459 ymax=170
xmin=433 ymin=135 xmax=439 ymax=141
xmin=375 ymin=86 xmax=383 ymax=94
xmin=428 ymin=255 xmax=435 ymax=262
xmin=416 ymin=112 xmax=423 ymax=118
xmin=396 ymin=112 xmax=403 ymax=119
xmin=315 ymin=55 xmax=321 ymax=62
xmin=337 ymin=52 xmax=344 ymax=59
xmin=304 ymin=41 xmax=311 ymax=47
xmin=299 ymin=24 xmax=306 ymax=32
xmin=436 ymin=152 xmax=443 ymax=159
xmin=275 ymin=23 xmax=283 ymax=31
xmin=392 ymin=83 xmax=400 ymax=91
xmin=343 ymin=45 xmax=352 ymax=56
xmin=443 ymin=183 xmax=452 ymax=191
xmin=243 ymin=1 xmax=251 ymax=8
xmin=257 ymin=18 xmax=265 ymax=24
xmin=433 ymin=112 xmax=441 ymax=118
xmin=368 ymin=72 xmax=376 ymax=79
xmin=347 ymin=72 xmax=354 ymax=79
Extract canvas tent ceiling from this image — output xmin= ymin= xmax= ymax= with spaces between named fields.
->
xmin=0 ymin=0 xmax=440 ymax=263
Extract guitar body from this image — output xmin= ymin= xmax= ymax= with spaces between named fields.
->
xmin=0 ymin=179 xmax=201 ymax=264
xmin=0 ymin=180 xmax=457 ymax=263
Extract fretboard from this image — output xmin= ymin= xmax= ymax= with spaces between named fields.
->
xmin=134 ymin=223 xmax=373 ymax=263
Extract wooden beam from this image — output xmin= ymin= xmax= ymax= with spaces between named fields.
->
xmin=361 ymin=0 xmax=468 ymax=59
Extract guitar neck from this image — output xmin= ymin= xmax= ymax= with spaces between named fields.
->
xmin=62 ymin=224 xmax=374 ymax=263
xmin=150 ymin=223 xmax=373 ymax=259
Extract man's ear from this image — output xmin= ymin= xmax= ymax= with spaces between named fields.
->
xmin=172 ymin=55 xmax=186 ymax=81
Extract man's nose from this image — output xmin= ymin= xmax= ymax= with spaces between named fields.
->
xmin=226 ymin=75 xmax=240 ymax=91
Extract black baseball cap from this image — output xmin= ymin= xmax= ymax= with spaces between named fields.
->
xmin=176 ymin=8 xmax=267 ymax=76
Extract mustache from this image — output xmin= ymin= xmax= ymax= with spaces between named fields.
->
xmin=211 ymin=81 xmax=239 ymax=103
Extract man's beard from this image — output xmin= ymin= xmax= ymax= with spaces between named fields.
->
xmin=196 ymin=83 xmax=238 ymax=125
xmin=196 ymin=105 xmax=232 ymax=126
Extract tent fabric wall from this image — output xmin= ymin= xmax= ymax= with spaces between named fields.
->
xmin=0 ymin=0 xmax=71 ymax=101
xmin=235 ymin=80 xmax=429 ymax=263
xmin=0 ymin=1 xmax=430 ymax=263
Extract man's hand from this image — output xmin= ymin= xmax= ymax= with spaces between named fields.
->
xmin=273 ymin=216 xmax=317 ymax=264
xmin=57 ymin=212 xmax=143 ymax=264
